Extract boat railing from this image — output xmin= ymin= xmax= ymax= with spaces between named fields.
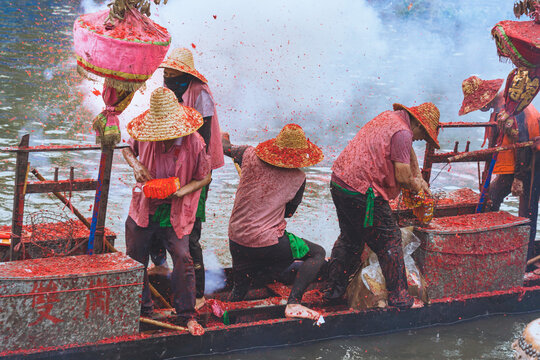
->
xmin=0 ymin=134 xmax=127 ymax=261
xmin=422 ymin=121 xmax=498 ymax=189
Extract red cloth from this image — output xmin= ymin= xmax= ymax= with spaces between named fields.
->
xmin=182 ymin=80 xmax=225 ymax=170
xmin=128 ymin=133 xmax=210 ymax=238
xmin=228 ymin=147 xmax=306 ymax=248
xmin=332 ymin=110 xmax=412 ymax=200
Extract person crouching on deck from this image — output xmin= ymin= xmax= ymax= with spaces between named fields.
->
xmin=122 ymin=87 xmax=211 ymax=336
xmin=148 ymin=48 xmax=225 ymax=310
xmin=222 ymin=124 xmax=326 ymax=320
xmin=323 ymin=103 xmax=440 ymax=308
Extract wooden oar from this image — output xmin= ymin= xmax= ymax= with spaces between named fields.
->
xmin=139 ymin=317 xmax=188 ymax=332
xmin=31 ymin=168 xmax=172 ymax=309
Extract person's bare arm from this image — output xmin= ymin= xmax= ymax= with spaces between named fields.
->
xmin=394 ymin=162 xmax=423 ymax=193
xmin=409 ymin=148 xmax=431 ymax=195
xmin=171 ymin=172 xmax=212 ymax=198
xmin=122 ymin=147 xmax=152 ymax=183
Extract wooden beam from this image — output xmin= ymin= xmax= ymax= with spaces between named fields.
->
xmin=10 ymin=134 xmax=29 ymax=261
xmin=25 ymin=179 xmax=98 ymax=194
xmin=0 ymin=144 xmax=128 ymax=153
xmin=88 ymin=145 xmax=115 ymax=255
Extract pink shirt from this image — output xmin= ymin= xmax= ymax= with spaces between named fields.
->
xmin=182 ymin=80 xmax=225 ymax=170
xmin=128 ymin=133 xmax=211 ymax=238
xmin=332 ymin=110 xmax=412 ymax=200
xmin=228 ymin=147 xmax=306 ymax=248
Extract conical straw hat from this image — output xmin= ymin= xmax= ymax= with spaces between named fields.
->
xmin=127 ymin=87 xmax=203 ymax=141
xmin=159 ymin=47 xmax=208 ymax=83
xmin=255 ymin=124 xmax=324 ymax=168
xmin=393 ymin=102 xmax=441 ymax=149
xmin=458 ymin=76 xmax=503 ymax=115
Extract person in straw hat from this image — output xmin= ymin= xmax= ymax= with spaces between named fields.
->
xmin=122 ymin=87 xmax=211 ymax=336
xmin=459 ymin=76 xmax=540 ymax=269
xmin=148 ymin=47 xmax=225 ymax=310
xmin=222 ymin=124 xmax=326 ymax=321
xmin=324 ymin=102 xmax=440 ymax=308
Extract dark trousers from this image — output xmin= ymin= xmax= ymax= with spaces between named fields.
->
xmin=489 ymin=174 xmax=514 ymax=211
xmin=327 ymin=184 xmax=413 ymax=308
xmin=126 ymin=216 xmax=196 ymax=324
xmin=519 ymin=173 xmax=540 ymax=262
xmin=228 ymin=235 xmax=326 ymax=304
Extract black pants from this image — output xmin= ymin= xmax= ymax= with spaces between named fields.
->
xmin=126 ymin=217 xmax=197 ymax=324
xmin=150 ymin=220 xmax=205 ymax=299
xmin=228 ymin=235 xmax=326 ymax=304
xmin=519 ymin=173 xmax=540 ymax=262
xmin=489 ymin=173 xmax=514 ymax=211
xmin=326 ymin=184 xmax=413 ymax=308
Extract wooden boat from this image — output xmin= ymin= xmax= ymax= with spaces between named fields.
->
xmin=0 ymin=123 xmax=539 ymax=359
xmin=1 ymin=270 xmax=539 ymax=360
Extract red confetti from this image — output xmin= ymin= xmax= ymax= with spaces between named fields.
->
xmin=91 ymin=88 xmax=101 ymax=96
xmin=213 ymin=15 xmax=217 ymax=19
xmin=191 ymin=43 xmax=196 ymax=49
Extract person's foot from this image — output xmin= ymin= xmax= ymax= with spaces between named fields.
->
xmin=285 ymin=304 xmax=320 ymax=320
xmin=411 ymin=298 xmax=424 ymax=308
xmin=195 ymin=296 xmax=206 ymax=310
xmin=187 ymin=319 xmax=205 ymax=336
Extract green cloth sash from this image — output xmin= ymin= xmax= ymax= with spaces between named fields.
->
xmin=331 ymin=181 xmax=362 ymax=196
xmin=222 ymin=310 xmax=230 ymax=325
xmin=195 ymin=185 xmax=208 ymax=222
xmin=151 ymin=203 xmax=172 ymax=227
xmin=363 ymin=187 xmax=375 ymax=228
xmin=286 ymin=231 xmax=309 ymax=259
xmin=331 ymin=181 xmax=374 ymax=228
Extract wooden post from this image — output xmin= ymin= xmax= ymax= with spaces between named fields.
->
xmin=87 ymin=145 xmax=115 ymax=255
xmin=10 ymin=134 xmax=30 ymax=261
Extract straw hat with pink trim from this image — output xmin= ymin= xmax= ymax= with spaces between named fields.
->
xmin=393 ymin=102 xmax=441 ymax=149
xmin=127 ymin=87 xmax=203 ymax=141
xmin=255 ymin=124 xmax=324 ymax=168
xmin=159 ymin=47 xmax=208 ymax=84
xmin=458 ymin=76 xmax=503 ymax=116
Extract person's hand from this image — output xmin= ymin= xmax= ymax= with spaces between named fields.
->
xmin=133 ymin=163 xmax=152 ymax=183
xmin=512 ymin=178 xmax=524 ymax=197
xmin=222 ymin=132 xmax=232 ymax=154
xmin=497 ymin=110 xmax=510 ymax=129
xmin=420 ymin=178 xmax=432 ymax=197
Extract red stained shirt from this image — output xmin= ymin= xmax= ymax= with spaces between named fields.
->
xmin=128 ymin=133 xmax=211 ymax=238
xmin=332 ymin=110 xmax=412 ymax=200
xmin=228 ymin=147 xmax=306 ymax=247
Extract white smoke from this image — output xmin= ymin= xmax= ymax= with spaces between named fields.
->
xmin=203 ymin=250 xmax=226 ymax=294
xmin=79 ymin=0 xmax=537 ymax=147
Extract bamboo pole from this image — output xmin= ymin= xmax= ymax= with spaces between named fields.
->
xmin=527 ymin=254 xmax=540 ymax=266
xmin=139 ymin=317 xmax=188 ymax=332
xmin=447 ymin=141 xmax=534 ymax=163
xmin=31 ymin=168 xmax=172 ymax=309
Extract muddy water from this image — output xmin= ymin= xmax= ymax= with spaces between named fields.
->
xmin=0 ymin=0 xmax=538 ymax=359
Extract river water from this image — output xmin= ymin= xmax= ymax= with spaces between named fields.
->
xmin=0 ymin=0 xmax=538 ymax=358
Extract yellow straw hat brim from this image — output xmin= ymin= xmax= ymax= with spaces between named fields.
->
xmin=159 ymin=59 xmax=208 ymax=84
xmin=255 ymin=139 xmax=324 ymax=168
xmin=393 ymin=102 xmax=440 ymax=149
xmin=127 ymin=105 xmax=203 ymax=142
